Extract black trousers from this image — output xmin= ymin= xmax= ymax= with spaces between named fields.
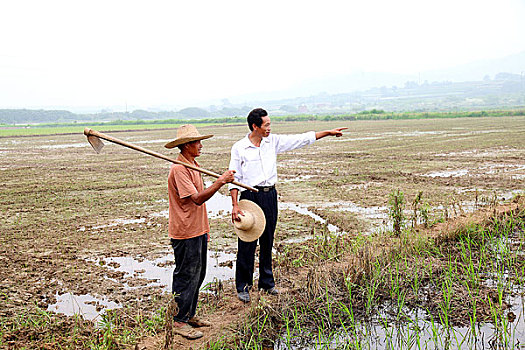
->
xmin=171 ymin=233 xmax=207 ymax=323
xmin=236 ymin=188 xmax=278 ymax=293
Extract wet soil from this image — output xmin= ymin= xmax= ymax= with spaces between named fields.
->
xmin=1 ymin=117 xmax=524 ymax=348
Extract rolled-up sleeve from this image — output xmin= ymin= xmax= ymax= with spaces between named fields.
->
xmin=173 ymin=166 xmax=198 ymax=198
xmin=275 ymin=131 xmax=316 ymax=154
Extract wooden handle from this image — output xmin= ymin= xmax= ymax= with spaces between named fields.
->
xmin=84 ymin=128 xmax=258 ymax=192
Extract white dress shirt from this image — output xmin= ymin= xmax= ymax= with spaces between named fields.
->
xmin=228 ymin=131 xmax=316 ymax=191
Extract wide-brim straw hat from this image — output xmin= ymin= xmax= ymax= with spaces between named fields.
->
xmin=164 ymin=124 xmax=213 ymax=149
xmin=234 ymin=200 xmax=266 ymax=242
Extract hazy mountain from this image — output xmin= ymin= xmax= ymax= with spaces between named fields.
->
xmin=230 ymin=51 xmax=525 ymax=102
xmin=421 ymin=50 xmax=525 ymax=82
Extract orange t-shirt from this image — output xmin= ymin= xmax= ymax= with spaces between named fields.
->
xmin=167 ymin=154 xmax=210 ymax=239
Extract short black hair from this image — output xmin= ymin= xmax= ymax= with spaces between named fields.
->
xmin=247 ymin=108 xmax=268 ymax=131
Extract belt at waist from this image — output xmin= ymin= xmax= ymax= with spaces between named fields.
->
xmin=254 ymin=185 xmax=275 ymax=192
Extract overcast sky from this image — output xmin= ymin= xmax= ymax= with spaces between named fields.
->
xmin=1 ymin=0 xmax=524 ymax=112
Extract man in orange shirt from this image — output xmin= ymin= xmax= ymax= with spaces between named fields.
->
xmin=165 ymin=124 xmax=235 ymax=340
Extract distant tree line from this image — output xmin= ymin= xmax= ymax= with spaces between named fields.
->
xmin=2 ymin=107 xmax=524 ymax=127
xmin=272 ymin=109 xmax=525 ymax=122
xmin=3 ymin=108 xmax=524 ymax=129
xmin=0 ymin=106 xmax=254 ymax=125
xmin=0 ymin=109 xmax=79 ymax=124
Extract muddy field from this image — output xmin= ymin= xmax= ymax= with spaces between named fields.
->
xmin=1 ymin=116 xmax=524 ymax=348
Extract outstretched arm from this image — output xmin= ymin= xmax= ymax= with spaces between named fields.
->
xmin=315 ymin=127 xmax=347 ymax=140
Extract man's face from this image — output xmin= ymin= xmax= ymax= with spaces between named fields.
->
xmin=185 ymin=140 xmax=202 ymax=157
xmin=254 ymin=116 xmax=271 ymax=137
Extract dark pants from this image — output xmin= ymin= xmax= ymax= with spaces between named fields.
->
xmin=236 ymin=187 xmax=278 ymax=293
xmin=171 ymin=233 xmax=207 ymax=323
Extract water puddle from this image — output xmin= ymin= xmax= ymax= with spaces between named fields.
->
xmin=331 ymin=136 xmax=384 ymax=142
xmin=149 ymin=182 xmax=351 ymax=229
xmin=49 ymin=250 xmax=236 ymax=320
xmin=333 ymin=131 xmax=449 ymax=144
xmin=280 ymin=201 xmax=388 ymax=236
xmin=343 ymin=181 xmax=382 ymax=190
xmin=421 ymin=169 xmax=469 ymax=178
xmin=82 ymin=182 xmax=521 ymax=242
xmin=409 ymin=131 xmax=447 ymax=136
xmin=280 ymin=175 xmax=315 ymax=183
xmin=279 ymin=202 xmax=340 ymax=233
xmin=39 ymin=143 xmax=88 ymax=149
xmin=204 ymin=182 xmax=235 ymax=218
xmin=91 ymin=217 xmax=147 ymax=230
xmin=434 ymin=147 xmax=519 ymax=158
xmin=481 ymin=163 xmax=525 ymax=175
xmin=435 ymin=150 xmax=479 ymax=157
xmin=276 ymin=228 xmax=525 ymax=350
xmin=47 ymin=292 xmax=121 ymax=321
xmin=148 ymin=183 xmax=231 ymax=220
xmin=0 ymin=139 xmax=25 ymax=145
xmin=276 ymin=288 xmax=525 ymax=349
xmin=133 ymin=139 xmax=171 ymax=144
xmin=499 ymin=189 xmax=525 ymax=201
xmin=96 ymin=250 xmax=236 ymax=292
xmin=320 ymin=202 xmax=388 ymax=220
xmin=353 ymin=306 xmax=523 ymax=350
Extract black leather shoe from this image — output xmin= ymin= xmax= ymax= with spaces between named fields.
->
xmin=262 ymin=287 xmax=279 ymax=295
xmin=238 ymin=291 xmax=250 ymax=303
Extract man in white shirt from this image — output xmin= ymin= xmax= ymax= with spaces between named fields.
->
xmin=229 ymin=108 xmax=346 ymax=302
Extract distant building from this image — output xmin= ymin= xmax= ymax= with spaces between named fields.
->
xmin=298 ymin=104 xmax=309 ymax=113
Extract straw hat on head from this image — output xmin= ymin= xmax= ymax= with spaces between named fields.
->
xmin=164 ymin=124 xmax=213 ymax=149
xmin=234 ymin=200 xmax=266 ymax=242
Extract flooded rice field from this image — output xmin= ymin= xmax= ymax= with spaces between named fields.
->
xmin=1 ymin=116 xmax=524 ymax=349
xmin=272 ymin=221 xmax=525 ymax=350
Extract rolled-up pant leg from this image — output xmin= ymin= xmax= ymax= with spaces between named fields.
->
xmin=171 ymin=233 xmax=207 ymax=322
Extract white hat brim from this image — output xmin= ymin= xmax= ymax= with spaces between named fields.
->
xmin=234 ymin=200 xmax=266 ymax=242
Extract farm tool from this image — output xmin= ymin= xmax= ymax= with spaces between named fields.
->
xmin=83 ymin=128 xmax=258 ymax=192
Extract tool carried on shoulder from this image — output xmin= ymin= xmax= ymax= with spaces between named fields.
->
xmin=84 ymin=128 xmax=258 ymax=192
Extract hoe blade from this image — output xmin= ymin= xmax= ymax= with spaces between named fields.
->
xmin=87 ymin=135 xmax=105 ymax=154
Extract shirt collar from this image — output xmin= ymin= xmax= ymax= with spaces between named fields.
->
xmin=240 ymin=133 xmax=270 ymax=149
